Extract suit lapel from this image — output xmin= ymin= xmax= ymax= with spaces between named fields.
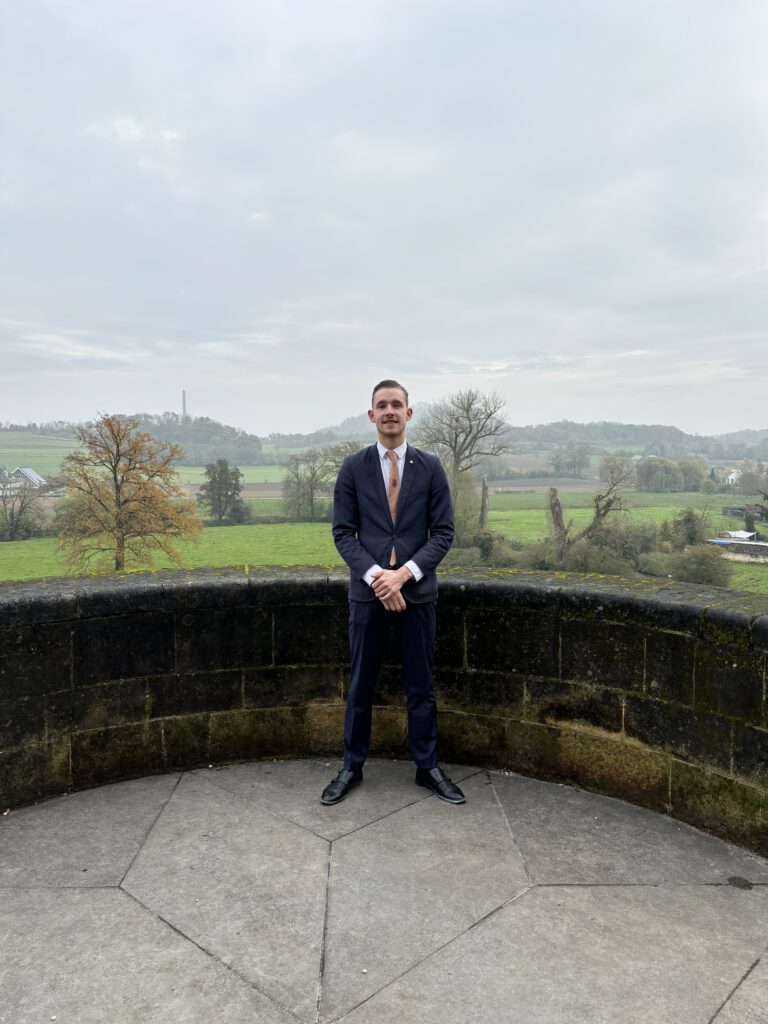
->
xmin=366 ymin=445 xmax=390 ymax=513
xmin=398 ymin=445 xmax=417 ymax=512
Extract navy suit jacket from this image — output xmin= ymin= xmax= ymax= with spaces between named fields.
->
xmin=332 ymin=444 xmax=454 ymax=604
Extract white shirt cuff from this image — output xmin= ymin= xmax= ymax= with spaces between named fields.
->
xmin=364 ymin=564 xmax=383 ymax=586
xmin=405 ymin=560 xmax=423 ymax=581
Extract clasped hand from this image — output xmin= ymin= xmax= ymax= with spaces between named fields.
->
xmin=370 ymin=567 xmax=411 ymax=612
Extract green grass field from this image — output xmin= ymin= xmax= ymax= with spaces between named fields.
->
xmin=1 ymin=485 xmax=766 ymax=598
xmin=0 ymin=433 xmax=77 ymax=477
xmin=486 ymin=489 xmax=753 ymax=545
xmin=175 ymin=465 xmax=285 ymax=484
xmin=0 ymin=433 xmax=287 ymax=485
xmin=0 ymin=524 xmax=343 ymax=584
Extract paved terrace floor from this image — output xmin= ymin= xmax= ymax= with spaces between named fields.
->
xmin=2 ymin=759 xmax=768 ymax=1024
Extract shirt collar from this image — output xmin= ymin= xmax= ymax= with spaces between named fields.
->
xmin=377 ymin=441 xmax=407 ymax=461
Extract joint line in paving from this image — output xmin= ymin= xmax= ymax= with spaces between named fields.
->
xmin=331 ymin=885 xmax=534 ymax=1023
xmin=118 ymin=771 xmax=183 ymax=888
xmin=489 ymin=771 xmax=533 ymax=885
xmin=192 ymin=766 xmax=341 ymax=843
xmin=118 ymin=886 xmax=305 ymax=1024
xmin=707 ymin=953 xmax=765 ymax=1024
xmin=314 ymin=840 xmax=334 ymax=1024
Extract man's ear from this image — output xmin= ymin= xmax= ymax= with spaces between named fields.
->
xmin=405 ymin=407 xmax=413 ymax=421
xmin=368 ymin=409 xmax=376 ymax=423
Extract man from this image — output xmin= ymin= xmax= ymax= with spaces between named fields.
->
xmin=321 ymin=379 xmax=465 ymax=806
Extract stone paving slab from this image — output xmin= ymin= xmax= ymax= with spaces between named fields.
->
xmin=493 ymin=772 xmax=768 ymax=886
xmin=0 ymin=888 xmax=297 ymax=1024
xmin=715 ymin=954 xmax=768 ymax=1023
xmin=0 ymin=774 xmax=180 ymax=888
xmin=339 ymin=885 xmax=768 ymax=1024
xmin=196 ymin=758 xmax=479 ymax=842
xmin=2 ymin=759 xmax=768 ymax=1024
xmin=320 ymin=772 xmax=529 ymax=1021
xmin=121 ymin=771 xmax=328 ymax=1023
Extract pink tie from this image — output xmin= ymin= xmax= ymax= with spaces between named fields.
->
xmin=386 ymin=450 xmax=399 ymax=565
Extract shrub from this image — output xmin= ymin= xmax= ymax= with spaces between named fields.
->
xmin=671 ymin=545 xmax=731 ymax=587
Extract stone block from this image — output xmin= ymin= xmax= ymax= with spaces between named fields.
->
xmin=732 ymin=724 xmax=768 ymax=787
xmin=46 ymin=679 xmax=150 ymax=736
xmin=434 ymin=668 xmax=524 ymax=716
xmin=175 ymin=606 xmax=272 ymax=672
xmin=645 ymin=630 xmax=695 ymax=703
xmin=273 ymin=603 xmax=348 ymax=665
xmin=370 ymin=707 xmax=409 ymax=759
xmin=464 ymin=607 xmax=560 ymax=677
xmin=208 ymin=707 xmax=310 ymax=762
xmin=0 ymin=739 xmax=70 ymax=808
xmin=561 ymin=619 xmax=644 ymax=690
xmin=670 ymin=760 xmax=768 ymax=857
xmin=433 ymin=604 xmax=466 ymax=671
xmin=162 ymin=714 xmax=211 ymax=770
xmin=0 ymin=580 xmax=78 ymax=625
xmin=73 ymin=613 xmax=174 ymax=687
xmin=436 ymin=709 xmax=506 ymax=765
xmin=71 ymin=722 xmax=165 ymax=790
xmin=75 ymin=576 xmax=167 ymax=618
xmin=503 ymin=721 xmax=669 ymax=812
xmin=624 ymin=695 xmax=732 ymax=772
xmin=244 ymin=665 xmax=341 ymax=707
xmin=556 ymin=728 xmax=670 ymax=812
xmin=693 ymin=644 xmax=764 ymax=724
xmin=0 ymin=621 xmax=71 ymax=698
xmin=306 ymin=704 xmax=345 ymax=756
xmin=247 ymin=568 xmax=334 ymax=607
xmin=371 ymin=663 xmax=407 ymax=707
xmin=160 ymin=571 xmax=251 ymax=611
xmin=525 ymin=679 xmax=622 ymax=732
xmin=149 ymin=671 xmax=242 ymax=718
xmin=0 ymin=696 xmax=44 ymax=749
xmin=502 ymin=719 xmax=564 ymax=779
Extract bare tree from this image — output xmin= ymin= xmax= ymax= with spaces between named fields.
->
xmin=548 ymin=455 xmax=635 ymax=563
xmin=415 ymin=389 xmax=515 ymax=494
xmin=0 ymin=481 xmax=45 ymax=540
xmin=282 ymin=441 xmax=364 ymax=523
xmin=282 ymin=448 xmax=329 ymax=522
xmin=319 ymin=440 xmax=364 ymax=480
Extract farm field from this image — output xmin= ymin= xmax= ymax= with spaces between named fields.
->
xmin=1 ymin=487 xmax=766 ymax=596
xmin=486 ymin=489 xmax=759 ymax=545
xmin=175 ymin=465 xmax=285 ymax=484
xmin=0 ymin=432 xmax=77 ymax=477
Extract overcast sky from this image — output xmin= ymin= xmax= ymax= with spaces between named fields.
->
xmin=2 ymin=0 xmax=767 ymax=437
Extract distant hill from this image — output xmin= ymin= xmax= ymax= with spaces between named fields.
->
xmin=3 ymin=413 xmax=768 ymax=465
xmin=0 ymin=413 xmax=266 ymax=466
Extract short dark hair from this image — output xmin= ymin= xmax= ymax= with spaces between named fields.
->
xmin=371 ymin=379 xmax=409 ymax=406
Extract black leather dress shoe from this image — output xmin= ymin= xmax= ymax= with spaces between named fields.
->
xmin=321 ymin=767 xmax=363 ymax=806
xmin=415 ymin=766 xmax=466 ymax=804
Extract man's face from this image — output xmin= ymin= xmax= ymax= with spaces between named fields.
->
xmin=368 ymin=386 xmax=412 ymax=445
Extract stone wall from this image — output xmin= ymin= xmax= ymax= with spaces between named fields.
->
xmin=1 ymin=568 xmax=767 ymax=853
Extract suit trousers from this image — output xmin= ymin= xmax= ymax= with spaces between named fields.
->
xmin=343 ymin=598 xmax=437 ymax=771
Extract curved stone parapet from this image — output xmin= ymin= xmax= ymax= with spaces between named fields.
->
xmin=1 ymin=567 xmax=767 ymax=854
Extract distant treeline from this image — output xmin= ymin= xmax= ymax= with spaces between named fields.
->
xmin=1 ymin=413 xmax=265 ymax=466
xmin=3 ymin=414 xmax=768 ymax=463
xmin=504 ymin=419 xmax=768 ymax=460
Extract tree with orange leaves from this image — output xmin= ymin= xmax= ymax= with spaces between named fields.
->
xmin=58 ymin=414 xmax=202 ymax=572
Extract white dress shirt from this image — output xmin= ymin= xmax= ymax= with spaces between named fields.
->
xmin=363 ymin=441 xmax=423 ymax=586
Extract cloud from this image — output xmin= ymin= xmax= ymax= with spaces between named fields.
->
xmin=333 ymin=132 xmax=442 ymax=179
